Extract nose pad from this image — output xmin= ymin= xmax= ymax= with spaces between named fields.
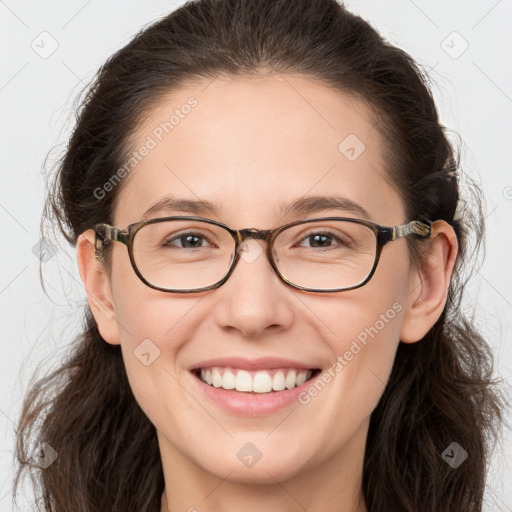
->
xmin=236 ymin=237 xmax=265 ymax=265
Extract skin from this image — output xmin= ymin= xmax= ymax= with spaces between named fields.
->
xmin=77 ymin=73 xmax=458 ymax=512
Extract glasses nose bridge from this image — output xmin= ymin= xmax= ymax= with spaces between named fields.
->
xmin=236 ymin=227 xmax=275 ymax=245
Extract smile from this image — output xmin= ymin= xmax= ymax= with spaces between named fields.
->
xmin=195 ymin=367 xmax=320 ymax=393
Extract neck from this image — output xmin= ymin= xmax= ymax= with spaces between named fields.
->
xmin=158 ymin=424 xmax=368 ymax=512
xmin=161 ymin=478 xmax=366 ymax=512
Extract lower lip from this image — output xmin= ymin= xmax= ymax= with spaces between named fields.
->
xmin=190 ymin=370 xmax=320 ymax=417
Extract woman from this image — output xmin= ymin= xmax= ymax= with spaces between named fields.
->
xmin=14 ymin=0 xmax=503 ymax=510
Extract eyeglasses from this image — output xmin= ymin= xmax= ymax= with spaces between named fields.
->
xmin=94 ymin=216 xmax=432 ymax=293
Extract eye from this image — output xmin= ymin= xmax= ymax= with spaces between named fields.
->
xmin=296 ymin=230 xmax=355 ymax=249
xmin=162 ymin=231 xmax=214 ymax=249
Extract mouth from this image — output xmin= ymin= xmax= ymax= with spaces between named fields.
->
xmin=191 ymin=367 xmax=322 ymax=394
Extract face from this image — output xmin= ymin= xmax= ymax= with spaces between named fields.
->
xmin=84 ymin=73 xmax=428 ymax=485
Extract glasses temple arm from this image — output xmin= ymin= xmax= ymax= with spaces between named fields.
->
xmin=391 ymin=220 xmax=432 ymax=240
xmin=94 ymin=223 xmax=129 ymax=250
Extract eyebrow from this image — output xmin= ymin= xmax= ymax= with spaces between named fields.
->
xmin=141 ymin=194 xmax=371 ymax=220
xmin=142 ymin=196 xmax=218 ymax=219
xmin=282 ymin=195 xmax=370 ymax=219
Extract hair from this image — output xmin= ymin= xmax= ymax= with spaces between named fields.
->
xmin=13 ymin=0 xmax=504 ymax=511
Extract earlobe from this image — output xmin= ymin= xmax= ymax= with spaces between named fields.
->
xmin=76 ymin=230 xmax=121 ymax=345
xmin=399 ymin=220 xmax=458 ymax=344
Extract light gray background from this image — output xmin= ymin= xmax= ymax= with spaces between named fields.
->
xmin=1 ymin=1 xmax=511 ymax=510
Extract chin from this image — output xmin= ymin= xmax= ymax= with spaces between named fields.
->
xmin=195 ymin=446 xmax=313 ymax=484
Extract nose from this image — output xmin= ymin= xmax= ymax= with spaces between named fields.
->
xmin=212 ymin=238 xmax=295 ymax=338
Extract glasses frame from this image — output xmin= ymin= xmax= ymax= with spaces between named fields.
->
xmin=94 ymin=215 xmax=432 ymax=293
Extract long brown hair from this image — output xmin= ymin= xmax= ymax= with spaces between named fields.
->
xmin=13 ymin=1 xmax=504 ymax=510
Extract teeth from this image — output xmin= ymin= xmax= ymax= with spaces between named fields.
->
xmin=285 ymin=369 xmax=296 ymax=389
xmin=253 ymin=371 xmax=273 ymax=393
xmin=272 ymin=370 xmax=286 ymax=391
xmin=296 ymin=371 xmax=308 ymax=386
xmin=235 ymin=370 xmax=252 ymax=392
xmin=222 ymin=370 xmax=236 ymax=389
xmin=198 ymin=367 xmax=313 ymax=393
xmin=212 ymin=368 xmax=222 ymax=388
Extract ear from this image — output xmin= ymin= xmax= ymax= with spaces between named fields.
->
xmin=76 ymin=229 xmax=121 ymax=345
xmin=400 ymin=220 xmax=458 ymax=343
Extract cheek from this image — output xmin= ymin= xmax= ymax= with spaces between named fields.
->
xmin=109 ymin=244 xmax=173 ymax=334
xmin=333 ymin=297 xmax=404 ymax=397
xmin=300 ymin=256 xmax=409 ymax=414
xmin=107 ymin=246 xmax=190 ymax=369
xmin=304 ymin=254 xmax=406 ymax=352
xmin=108 ymin=283 xmax=197 ymax=427
xmin=111 ymin=286 xmax=193 ymax=357
xmin=344 ymin=259 xmax=408 ymax=377
xmin=305 ymin=293 xmax=404 ymax=403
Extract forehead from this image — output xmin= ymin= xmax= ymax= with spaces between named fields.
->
xmin=115 ymin=73 xmax=404 ymax=228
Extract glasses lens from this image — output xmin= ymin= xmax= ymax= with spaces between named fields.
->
xmin=273 ymin=220 xmax=377 ymax=290
xmin=132 ymin=219 xmax=235 ymax=291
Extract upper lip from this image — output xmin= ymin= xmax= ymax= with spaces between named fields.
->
xmin=190 ymin=357 xmax=320 ymax=371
